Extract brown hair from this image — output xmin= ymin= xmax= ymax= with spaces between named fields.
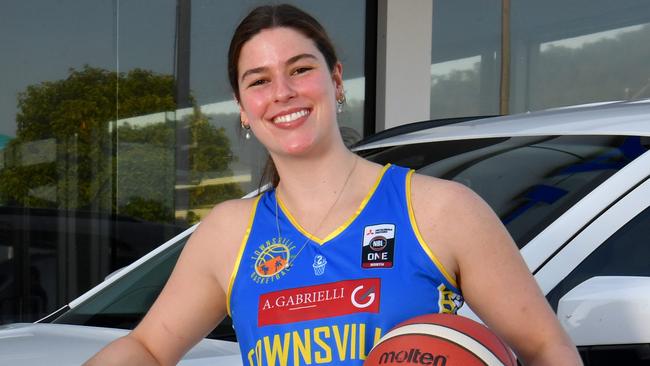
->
xmin=228 ymin=4 xmax=340 ymax=188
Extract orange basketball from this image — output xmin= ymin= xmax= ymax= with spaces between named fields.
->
xmin=364 ymin=314 xmax=517 ymax=366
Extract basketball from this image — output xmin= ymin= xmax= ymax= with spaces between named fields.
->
xmin=364 ymin=313 xmax=517 ymax=366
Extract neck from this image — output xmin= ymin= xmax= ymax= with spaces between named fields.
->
xmin=273 ymin=147 xmax=358 ymax=204
xmin=273 ymin=148 xmax=360 ymax=237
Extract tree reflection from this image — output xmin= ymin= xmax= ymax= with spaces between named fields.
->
xmin=0 ymin=65 xmax=242 ymax=224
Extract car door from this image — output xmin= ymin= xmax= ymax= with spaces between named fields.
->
xmin=532 ymin=177 xmax=650 ymax=365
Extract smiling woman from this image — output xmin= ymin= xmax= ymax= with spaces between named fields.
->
xmin=84 ymin=4 xmax=582 ymax=366
xmin=236 ymin=27 xmax=343 ymax=158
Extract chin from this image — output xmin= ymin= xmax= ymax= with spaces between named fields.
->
xmin=282 ymin=137 xmax=323 ymax=156
xmin=275 ymin=133 xmax=316 ymax=154
xmin=284 ymin=144 xmax=311 ymax=155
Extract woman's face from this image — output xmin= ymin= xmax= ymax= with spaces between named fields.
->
xmin=237 ymin=27 xmax=343 ymax=157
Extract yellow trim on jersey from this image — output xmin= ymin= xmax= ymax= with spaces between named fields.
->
xmin=277 ymin=164 xmax=392 ymax=245
xmin=406 ymin=170 xmax=458 ymax=288
xmin=226 ymin=195 xmax=262 ymax=316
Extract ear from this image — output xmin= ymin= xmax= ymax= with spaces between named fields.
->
xmin=332 ymin=62 xmax=344 ymax=97
xmin=236 ymin=96 xmax=248 ymax=126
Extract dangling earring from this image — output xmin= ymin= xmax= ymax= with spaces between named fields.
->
xmin=336 ymin=91 xmax=346 ymax=114
xmin=241 ymin=121 xmax=251 ymax=140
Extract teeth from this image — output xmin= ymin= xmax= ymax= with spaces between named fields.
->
xmin=273 ymin=109 xmax=309 ymax=124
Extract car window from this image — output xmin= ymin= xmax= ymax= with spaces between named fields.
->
xmin=362 ymin=135 xmax=647 ymax=247
xmin=51 ymin=235 xmax=236 ymax=341
xmin=546 ymin=204 xmax=650 ymax=311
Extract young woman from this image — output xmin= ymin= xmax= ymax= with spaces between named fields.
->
xmin=86 ymin=4 xmax=582 ymax=366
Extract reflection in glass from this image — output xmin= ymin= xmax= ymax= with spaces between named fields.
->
xmin=529 ymin=23 xmax=650 ymax=110
xmin=430 ymin=0 xmax=501 ymax=120
xmin=430 ymin=55 xmax=484 ymax=118
xmin=362 ymin=135 xmax=647 ymax=248
xmin=0 ymin=0 xmax=367 ymax=326
xmin=511 ymin=0 xmax=650 ymax=112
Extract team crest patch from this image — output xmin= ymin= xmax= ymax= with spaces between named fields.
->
xmin=437 ymin=283 xmax=464 ymax=314
xmin=362 ymin=224 xmax=395 ymax=268
xmin=251 ymin=237 xmax=295 ymax=284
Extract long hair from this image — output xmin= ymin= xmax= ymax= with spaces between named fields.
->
xmin=228 ymin=4 xmax=339 ymax=188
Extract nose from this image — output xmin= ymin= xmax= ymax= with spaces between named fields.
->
xmin=273 ymin=75 xmax=296 ymax=102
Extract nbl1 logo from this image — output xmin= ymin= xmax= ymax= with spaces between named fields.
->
xmin=362 ymin=224 xmax=395 ymax=268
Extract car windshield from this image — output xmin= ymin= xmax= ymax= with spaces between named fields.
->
xmin=51 ymin=233 xmax=235 ymax=341
xmin=362 ymin=135 xmax=647 ymax=247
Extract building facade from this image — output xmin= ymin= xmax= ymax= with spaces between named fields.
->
xmin=1 ymin=0 xmax=649 ymax=323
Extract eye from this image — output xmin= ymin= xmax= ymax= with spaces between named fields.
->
xmin=247 ymin=78 xmax=268 ymax=88
xmin=291 ymin=66 xmax=313 ymax=76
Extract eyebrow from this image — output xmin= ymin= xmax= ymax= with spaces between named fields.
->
xmin=240 ymin=53 xmax=318 ymax=83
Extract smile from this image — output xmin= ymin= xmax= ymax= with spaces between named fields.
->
xmin=273 ymin=109 xmax=310 ymax=124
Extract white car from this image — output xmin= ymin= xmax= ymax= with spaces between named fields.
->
xmin=1 ymin=100 xmax=649 ymax=365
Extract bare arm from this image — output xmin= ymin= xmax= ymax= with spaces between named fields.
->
xmin=83 ymin=336 xmax=165 ymax=366
xmin=410 ymin=174 xmax=582 ymax=366
xmin=84 ymin=199 xmax=253 ymax=366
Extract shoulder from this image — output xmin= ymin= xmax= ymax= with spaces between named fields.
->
xmin=409 ymin=172 xmax=484 ymax=214
xmin=183 ymin=196 xmax=261 ymax=281
xmin=192 ymin=196 xmax=260 ymax=248
xmin=201 ymin=196 xmax=259 ymax=228
xmin=410 ymin=172 xmax=503 ymax=238
xmin=408 ymin=173 xmax=506 ymax=276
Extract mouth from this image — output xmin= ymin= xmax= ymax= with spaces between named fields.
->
xmin=272 ymin=109 xmax=311 ymax=124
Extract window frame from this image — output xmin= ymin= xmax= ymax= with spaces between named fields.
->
xmin=534 ymin=175 xmax=650 ymax=297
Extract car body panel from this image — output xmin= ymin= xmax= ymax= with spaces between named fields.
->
xmin=557 ymin=276 xmax=650 ymax=346
xmin=356 ymin=101 xmax=650 ymax=150
xmin=0 ymin=323 xmax=241 ymax=365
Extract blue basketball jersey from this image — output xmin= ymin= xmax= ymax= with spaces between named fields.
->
xmin=227 ymin=164 xmax=463 ymax=366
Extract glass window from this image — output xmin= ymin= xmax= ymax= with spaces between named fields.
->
xmin=510 ymin=0 xmax=650 ymax=112
xmin=113 ymin=0 xmax=178 ymax=228
xmin=0 ymin=0 xmax=367 ymax=325
xmin=0 ymin=0 xmax=119 ymax=323
xmin=546 ymin=205 xmax=650 ymax=311
xmin=430 ymin=0 xmax=501 ymax=119
xmin=361 ymin=135 xmax=648 ymax=247
xmin=429 ymin=0 xmax=650 ymax=117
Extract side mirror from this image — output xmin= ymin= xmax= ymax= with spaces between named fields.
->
xmin=557 ymin=276 xmax=650 ymax=346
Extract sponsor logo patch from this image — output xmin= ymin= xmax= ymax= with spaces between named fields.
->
xmin=258 ymin=278 xmax=381 ymax=326
xmin=251 ymin=237 xmax=295 ymax=284
xmin=362 ymin=224 xmax=395 ymax=268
